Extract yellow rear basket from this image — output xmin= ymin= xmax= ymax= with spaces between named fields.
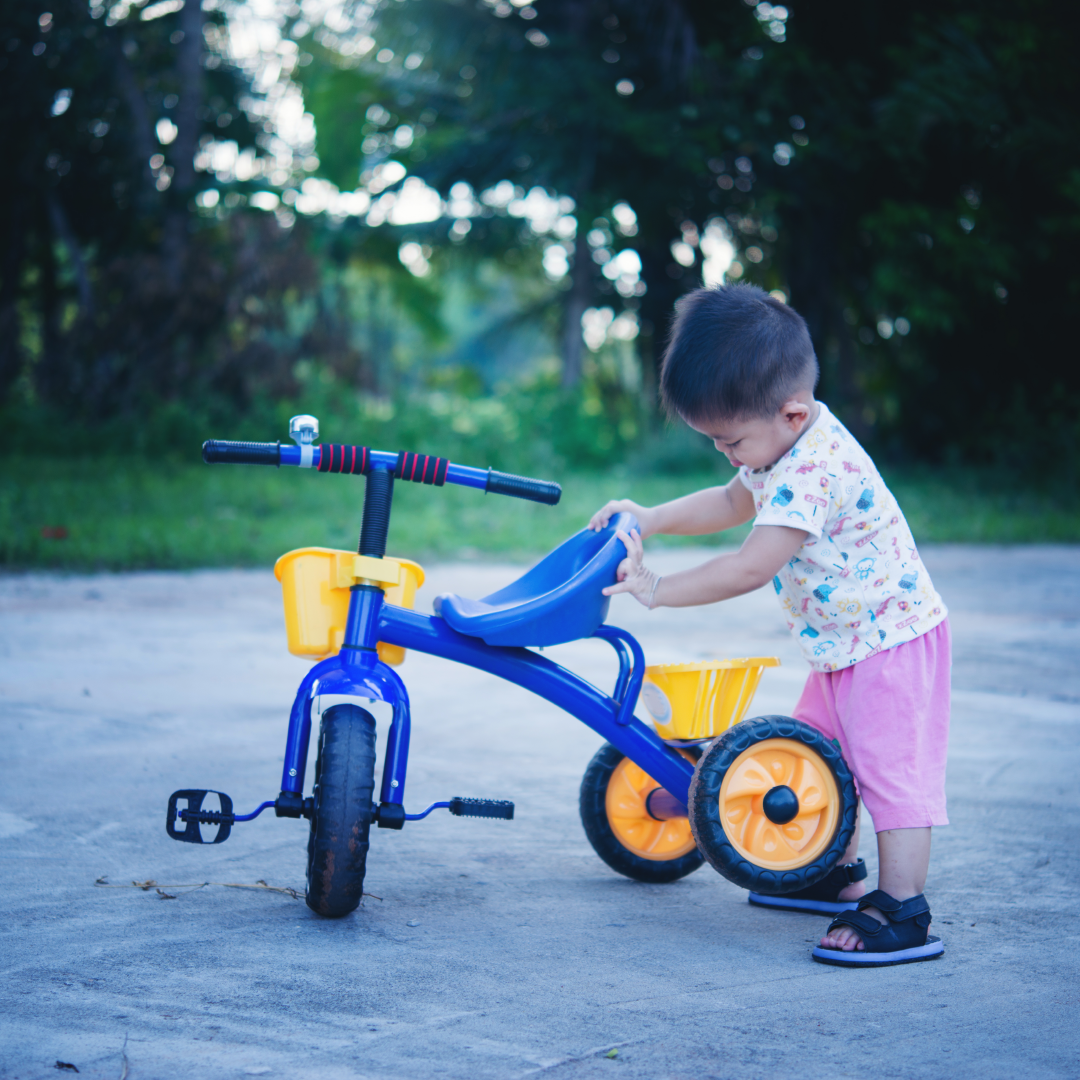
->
xmin=273 ymin=548 xmax=424 ymax=667
xmin=640 ymin=658 xmax=780 ymax=741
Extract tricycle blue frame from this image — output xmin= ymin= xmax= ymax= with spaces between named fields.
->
xmin=277 ymin=589 xmax=693 ymax=817
xmin=170 ymin=417 xmax=694 ymax=846
xmin=168 ymin=415 xmax=859 ymax=915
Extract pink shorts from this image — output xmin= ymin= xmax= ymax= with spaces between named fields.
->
xmin=793 ymin=619 xmax=951 ymax=831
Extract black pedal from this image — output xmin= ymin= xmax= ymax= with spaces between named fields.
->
xmin=448 ymin=797 xmax=515 ymax=820
xmin=166 ymin=790 xmax=234 ymax=844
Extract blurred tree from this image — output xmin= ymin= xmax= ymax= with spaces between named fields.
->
xmin=297 ymin=0 xmax=760 ymax=395
xmin=0 ymin=0 xmax=322 ymax=416
xmin=706 ymin=2 xmax=1080 ymax=460
xmin=3 ymin=0 xmax=1076 ymax=473
xmin=299 ymin=0 xmax=1080 ymax=465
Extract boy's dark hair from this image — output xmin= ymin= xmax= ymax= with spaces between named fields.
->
xmin=660 ymin=284 xmax=819 ymax=423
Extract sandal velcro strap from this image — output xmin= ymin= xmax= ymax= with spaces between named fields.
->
xmin=824 ymin=891 xmax=934 ymax=955
xmin=842 ymin=858 xmax=868 ymax=885
xmin=825 ymin=909 xmax=888 ymax=939
xmin=858 ymin=890 xmax=932 ymax=928
xmin=771 ymin=858 xmax=868 ymax=905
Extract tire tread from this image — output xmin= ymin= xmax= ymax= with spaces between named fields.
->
xmin=687 ymin=716 xmax=857 ymax=895
xmin=579 ymin=743 xmax=705 ymax=884
xmin=306 ymin=704 xmax=377 ymax=917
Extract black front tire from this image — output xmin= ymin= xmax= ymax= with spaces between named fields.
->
xmin=306 ymin=703 xmax=377 ymax=918
xmin=579 ymin=743 xmax=705 ymax=884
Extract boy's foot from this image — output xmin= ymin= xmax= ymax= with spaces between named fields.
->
xmin=812 ymin=890 xmax=944 ymax=967
xmin=748 ymin=858 xmax=867 ymax=914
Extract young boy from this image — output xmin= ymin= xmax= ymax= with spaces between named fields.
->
xmin=589 ymin=283 xmax=949 ymax=967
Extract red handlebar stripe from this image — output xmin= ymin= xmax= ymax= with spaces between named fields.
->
xmin=316 ymin=444 xmax=370 ymax=474
xmin=315 ymin=445 xmax=447 ymax=485
xmin=395 ymin=451 xmax=448 ymax=485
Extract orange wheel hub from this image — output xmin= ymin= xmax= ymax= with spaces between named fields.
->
xmin=717 ymin=738 xmax=840 ymax=871
xmin=605 ymin=756 xmax=698 ymax=861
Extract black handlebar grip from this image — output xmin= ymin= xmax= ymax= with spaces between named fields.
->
xmin=484 ymin=468 xmax=562 ymax=505
xmin=202 ymin=440 xmax=281 ymax=466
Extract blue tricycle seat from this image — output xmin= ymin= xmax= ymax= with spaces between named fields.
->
xmin=434 ymin=513 xmax=637 ymax=647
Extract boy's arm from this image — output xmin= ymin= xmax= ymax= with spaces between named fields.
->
xmin=588 ymin=476 xmax=756 ymax=538
xmin=604 ymin=523 xmax=807 ymax=608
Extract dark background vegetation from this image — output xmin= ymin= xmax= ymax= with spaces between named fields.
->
xmin=2 ymin=0 xmax=1079 ymax=567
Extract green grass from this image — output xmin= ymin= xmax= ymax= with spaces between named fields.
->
xmin=886 ymin=468 xmax=1080 ymax=544
xmin=1 ymin=457 xmax=1077 ymax=572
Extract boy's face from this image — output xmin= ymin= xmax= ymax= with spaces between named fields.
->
xmin=686 ymin=397 xmax=818 ymax=470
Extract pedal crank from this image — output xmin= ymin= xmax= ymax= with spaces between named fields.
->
xmin=391 ymin=797 xmax=515 ymax=824
xmin=166 ymin=790 xmax=278 ymax=844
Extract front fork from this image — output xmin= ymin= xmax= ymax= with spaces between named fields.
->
xmin=275 ymin=583 xmax=412 ymax=829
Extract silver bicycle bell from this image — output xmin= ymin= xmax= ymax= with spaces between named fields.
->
xmin=289 ymin=414 xmax=319 ymax=446
xmin=289 ymin=414 xmax=319 ymax=467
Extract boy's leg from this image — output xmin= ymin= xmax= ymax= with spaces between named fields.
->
xmin=822 ymin=826 xmax=931 ymax=951
xmin=816 ymin=620 xmax=950 ymax=953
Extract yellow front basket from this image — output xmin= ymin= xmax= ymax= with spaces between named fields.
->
xmin=639 ymin=657 xmax=780 ymax=741
xmin=273 ymin=547 xmax=425 ymax=666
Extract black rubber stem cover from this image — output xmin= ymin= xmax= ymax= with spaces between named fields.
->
xmin=485 ymin=468 xmax=561 ymax=505
xmin=202 ymin=439 xmax=281 ymax=466
xmin=359 ymin=467 xmax=394 ymax=557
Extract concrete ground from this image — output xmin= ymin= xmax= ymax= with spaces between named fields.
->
xmin=1 ymin=545 xmax=1078 ymax=1080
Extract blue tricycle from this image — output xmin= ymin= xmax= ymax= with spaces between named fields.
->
xmin=167 ymin=415 xmax=857 ymax=917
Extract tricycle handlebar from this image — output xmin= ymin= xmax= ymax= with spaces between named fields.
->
xmin=202 ymin=439 xmax=281 ymax=466
xmin=201 ymin=439 xmax=562 ymax=506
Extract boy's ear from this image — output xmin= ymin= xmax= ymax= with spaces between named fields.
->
xmin=779 ymin=399 xmax=811 ymax=430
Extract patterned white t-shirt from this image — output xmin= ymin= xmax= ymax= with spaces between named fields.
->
xmin=738 ymin=402 xmax=947 ymax=672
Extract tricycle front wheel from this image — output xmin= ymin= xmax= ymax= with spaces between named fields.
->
xmin=306 ymin=703 xmax=377 ymax=917
xmin=579 ymin=743 xmax=705 ymax=884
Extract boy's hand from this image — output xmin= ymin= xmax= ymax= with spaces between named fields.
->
xmin=602 ymin=529 xmax=662 ymax=609
xmin=588 ymin=499 xmax=654 ymax=535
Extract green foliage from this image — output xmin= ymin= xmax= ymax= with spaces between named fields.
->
xmin=5 ymin=0 xmax=1079 ymax=481
xmin=300 ymin=0 xmax=1080 ymax=470
xmin=298 ymin=0 xmax=744 ymax=382
xmin=0 ymin=341 xmax=662 ymax=474
xmin=300 ymin=60 xmax=383 ymax=193
xmin=693 ymin=2 xmax=1080 ymax=464
xmin=0 ymin=457 xmax=730 ymax=571
xmin=0 ymin=0 xmax=276 ymax=411
xmin=4 ymin=455 xmax=1074 ymax=573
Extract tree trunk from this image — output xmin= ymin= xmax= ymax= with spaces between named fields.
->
xmin=38 ymin=201 xmax=62 ymax=403
xmin=561 ymin=227 xmax=591 ymax=387
xmin=636 ymin=242 xmax=685 ymax=416
xmin=785 ymin=201 xmax=868 ymax=441
xmin=162 ymin=0 xmax=205 ymax=289
xmin=112 ymin=37 xmax=158 ymax=216
xmin=0 ymin=200 xmax=26 ymax=400
xmin=48 ymin=194 xmax=93 ymax=317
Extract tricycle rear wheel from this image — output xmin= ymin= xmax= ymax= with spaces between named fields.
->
xmin=579 ymin=743 xmax=705 ymax=884
xmin=687 ymin=715 xmax=857 ymax=895
xmin=306 ymin=703 xmax=377 ymax=917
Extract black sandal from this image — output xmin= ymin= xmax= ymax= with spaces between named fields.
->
xmin=812 ymin=889 xmax=944 ymax=967
xmin=748 ymin=858 xmax=867 ymax=914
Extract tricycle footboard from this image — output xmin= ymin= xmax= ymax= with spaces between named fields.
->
xmin=378 ymin=605 xmax=694 ymax=802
